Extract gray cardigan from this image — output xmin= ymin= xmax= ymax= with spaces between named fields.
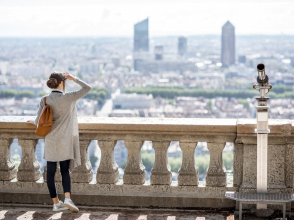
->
xmin=34 ymin=77 xmax=92 ymax=173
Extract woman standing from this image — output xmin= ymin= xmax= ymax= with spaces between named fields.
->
xmin=27 ymin=72 xmax=92 ymax=212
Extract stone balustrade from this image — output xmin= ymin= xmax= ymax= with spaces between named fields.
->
xmin=0 ymin=116 xmax=293 ymax=209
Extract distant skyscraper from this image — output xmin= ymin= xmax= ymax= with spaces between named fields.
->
xmin=154 ymin=46 xmax=163 ymax=60
xmin=178 ymin=36 xmax=187 ymax=57
xmin=290 ymin=56 xmax=294 ymax=67
xmin=112 ymin=55 xmax=120 ymax=68
xmin=134 ymin=18 xmax=149 ymax=52
xmin=238 ymin=55 xmax=246 ymax=64
xmin=133 ymin=18 xmax=149 ymax=71
xmin=221 ymin=21 xmax=235 ymax=67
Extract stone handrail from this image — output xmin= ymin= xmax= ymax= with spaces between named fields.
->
xmin=0 ymin=116 xmax=293 ymax=209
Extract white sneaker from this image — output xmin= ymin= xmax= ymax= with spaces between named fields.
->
xmin=63 ymin=198 xmax=79 ymax=212
xmin=53 ymin=200 xmax=69 ymax=211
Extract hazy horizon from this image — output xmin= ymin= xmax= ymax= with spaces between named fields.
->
xmin=0 ymin=0 xmax=294 ymax=37
xmin=0 ymin=34 xmax=293 ymax=39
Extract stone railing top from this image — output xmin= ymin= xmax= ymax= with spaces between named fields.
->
xmin=1 ymin=116 xmax=293 ymax=136
xmin=0 ymin=116 xmax=237 ymax=134
xmin=237 ymin=119 xmax=292 ymax=135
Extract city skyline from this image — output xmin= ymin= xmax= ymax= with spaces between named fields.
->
xmin=0 ymin=0 xmax=294 ymax=37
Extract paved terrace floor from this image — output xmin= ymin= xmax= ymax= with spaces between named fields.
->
xmin=0 ymin=204 xmax=293 ymax=220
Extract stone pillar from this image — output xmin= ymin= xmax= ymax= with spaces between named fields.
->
xmin=17 ymin=139 xmax=41 ymax=182
xmin=285 ymin=144 xmax=294 ymax=188
xmin=150 ymin=141 xmax=172 ymax=185
xmin=96 ymin=140 xmax=119 ymax=184
xmin=123 ymin=141 xmax=146 ymax=185
xmin=268 ymin=144 xmax=286 ymax=189
xmin=71 ymin=140 xmax=93 ymax=183
xmin=233 ymin=143 xmax=244 ymax=187
xmin=0 ymin=138 xmax=17 ymax=181
xmin=42 ymin=164 xmax=62 ymax=182
xmin=241 ymin=144 xmax=257 ymax=189
xmin=241 ymin=144 xmax=287 ymax=189
xmin=178 ymin=141 xmax=199 ymax=186
xmin=206 ymin=142 xmax=226 ymax=187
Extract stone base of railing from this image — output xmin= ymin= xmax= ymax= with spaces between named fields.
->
xmin=150 ymin=173 xmax=172 ymax=185
xmin=17 ymin=170 xmax=42 ymax=182
xmin=206 ymin=173 xmax=227 ymax=187
xmin=0 ymin=170 xmax=17 ymax=181
xmin=0 ymin=192 xmax=236 ymax=209
xmin=96 ymin=171 xmax=119 ymax=184
xmin=177 ymin=173 xmax=199 ymax=186
xmin=0 ymin=178 xmax=236 ymax=208
xmin=123 ymin=172 xmax=146 ymax=185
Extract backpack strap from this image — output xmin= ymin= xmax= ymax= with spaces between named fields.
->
xmin=44 ymin=96 xmax=47 ymax=105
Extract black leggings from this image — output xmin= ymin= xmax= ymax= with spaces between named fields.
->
xmin=47 ymin=159 xmax=71 ymax=198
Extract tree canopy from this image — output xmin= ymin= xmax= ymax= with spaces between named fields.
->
xmin=124 ymin=86 xmax=294 ymax=99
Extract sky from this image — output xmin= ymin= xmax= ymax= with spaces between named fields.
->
xmin=0 ymin=0 xmax=294 ymax=37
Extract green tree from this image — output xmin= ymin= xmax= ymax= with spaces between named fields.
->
xmin=168 ymin=157 xmax=182 ymax=172
xmin=120 ymin=160 xmax=127 ymax=169
xmin=238 ymin=99 xmax=249 ymax=109
xmin=141 ymin=150 xmax=155 ymax=171
xmin=123 ymin=87 xmax=264 ymax=99
xmin=90 ymin=155 xmax=98 ymax=168
xmin=223 ymin=151 xmax=233 ymax=171
xmin=38 ymin=91 xmax=47 ymax=97
xmin=195 ymin=154 xmax=210 ymax=175
xmin=271 ymin=85 xmax=292 ymax=94
xmin=208 ymin=99 xmax=212 ymax=110
xmin=12 ymin=153 xmax=21 ymax=170
xmin=85 ymin=87 xmax=108 ymax=102
xmin=16 ymin=90 xmax=34 ymax=99
xmin=0 ymin=89 xmax=17 ymax=98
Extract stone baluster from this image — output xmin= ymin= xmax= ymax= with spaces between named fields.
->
xmin=17 ymin=139 xmax=41 ymax=181
xmin=178 ymin=141 xmax=199 ymax=186
xmin=206 ymin=142 xmax=226 ymax=187
xmin=123 ymin=141 xmax=146 ymax=185
xmin=0 ymin=138 xmax=17 ymax=181
xmin=150 ymin=141 xmax=172 ymax=185
xmin=71 ymin=140 xmax=93 ymax=183
xmin=96 ymin=140 xmax=119 ymax=184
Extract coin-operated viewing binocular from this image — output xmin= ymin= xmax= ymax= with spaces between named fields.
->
xmin=253 ymin=63 xmax=272 ymax=105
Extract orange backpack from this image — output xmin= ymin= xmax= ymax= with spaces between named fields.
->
xmin=35 ymin=96 xmax=53 ymax=136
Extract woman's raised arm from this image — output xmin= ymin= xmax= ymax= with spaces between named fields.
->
xmin=64 ymin=76 xmax=92 ymax=102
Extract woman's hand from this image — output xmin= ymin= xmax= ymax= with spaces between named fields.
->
xmin=27 ymin=120 xmax=35 ymax=125
xmin=63 ymin=72 xmax=75 ymax=81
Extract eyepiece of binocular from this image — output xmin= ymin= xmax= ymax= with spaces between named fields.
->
xmin=257 ymin=63 xmax=265 ymax=71
xmin=257 ymin=63 xmax=266 ymax=81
